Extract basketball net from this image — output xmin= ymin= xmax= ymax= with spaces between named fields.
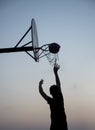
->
xmin=44 ymin=52 xmax=59 ymax=66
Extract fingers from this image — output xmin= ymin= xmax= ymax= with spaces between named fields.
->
xmin=39 ymin=79 xmax=44 ymax=85
xmin=54 ymin=64 xmax=60 ymax=72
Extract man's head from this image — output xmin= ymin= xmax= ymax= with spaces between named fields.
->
xmin=49 ymin=85 xmax=59 ymax=97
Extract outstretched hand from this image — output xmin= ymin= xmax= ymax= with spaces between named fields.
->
xmin=39 ymin=79 xmax=44 ymax=85
xmin=53 ymin=64 xmax=60 ymax=73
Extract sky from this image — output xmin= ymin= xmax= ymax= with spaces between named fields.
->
xmin=0 ymin=0 xmax=95 ymax=130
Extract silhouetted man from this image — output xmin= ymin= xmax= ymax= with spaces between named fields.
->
xmin=39 ymin=65 xmax=68 ymax=130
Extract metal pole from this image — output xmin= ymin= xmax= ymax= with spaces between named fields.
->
xmin=15 ymin=26 xmax=32 ymax=48
xmin=0 ymin=46 xmax=34 ymax=53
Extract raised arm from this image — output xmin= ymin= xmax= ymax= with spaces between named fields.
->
xmin=53 ymin=64 xmax=61 ymax=91
xmin=39 ymin=79 xmax=49 ymax=101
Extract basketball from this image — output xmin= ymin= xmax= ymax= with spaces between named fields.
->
xmin=49 ymin=43 xmax=60 ymax=54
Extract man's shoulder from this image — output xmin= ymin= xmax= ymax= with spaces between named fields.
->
xmin=47 ymin=97 xmax=53 ymax=104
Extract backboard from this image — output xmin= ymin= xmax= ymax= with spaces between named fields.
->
xmin=31 ymin=19 xmax=39 ymax=62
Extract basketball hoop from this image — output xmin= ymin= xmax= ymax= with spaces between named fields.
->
xmin=0 ymin=18 xmax=61 ymax=66
xmin=38 ymin=43 xmax=60 ymax=66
